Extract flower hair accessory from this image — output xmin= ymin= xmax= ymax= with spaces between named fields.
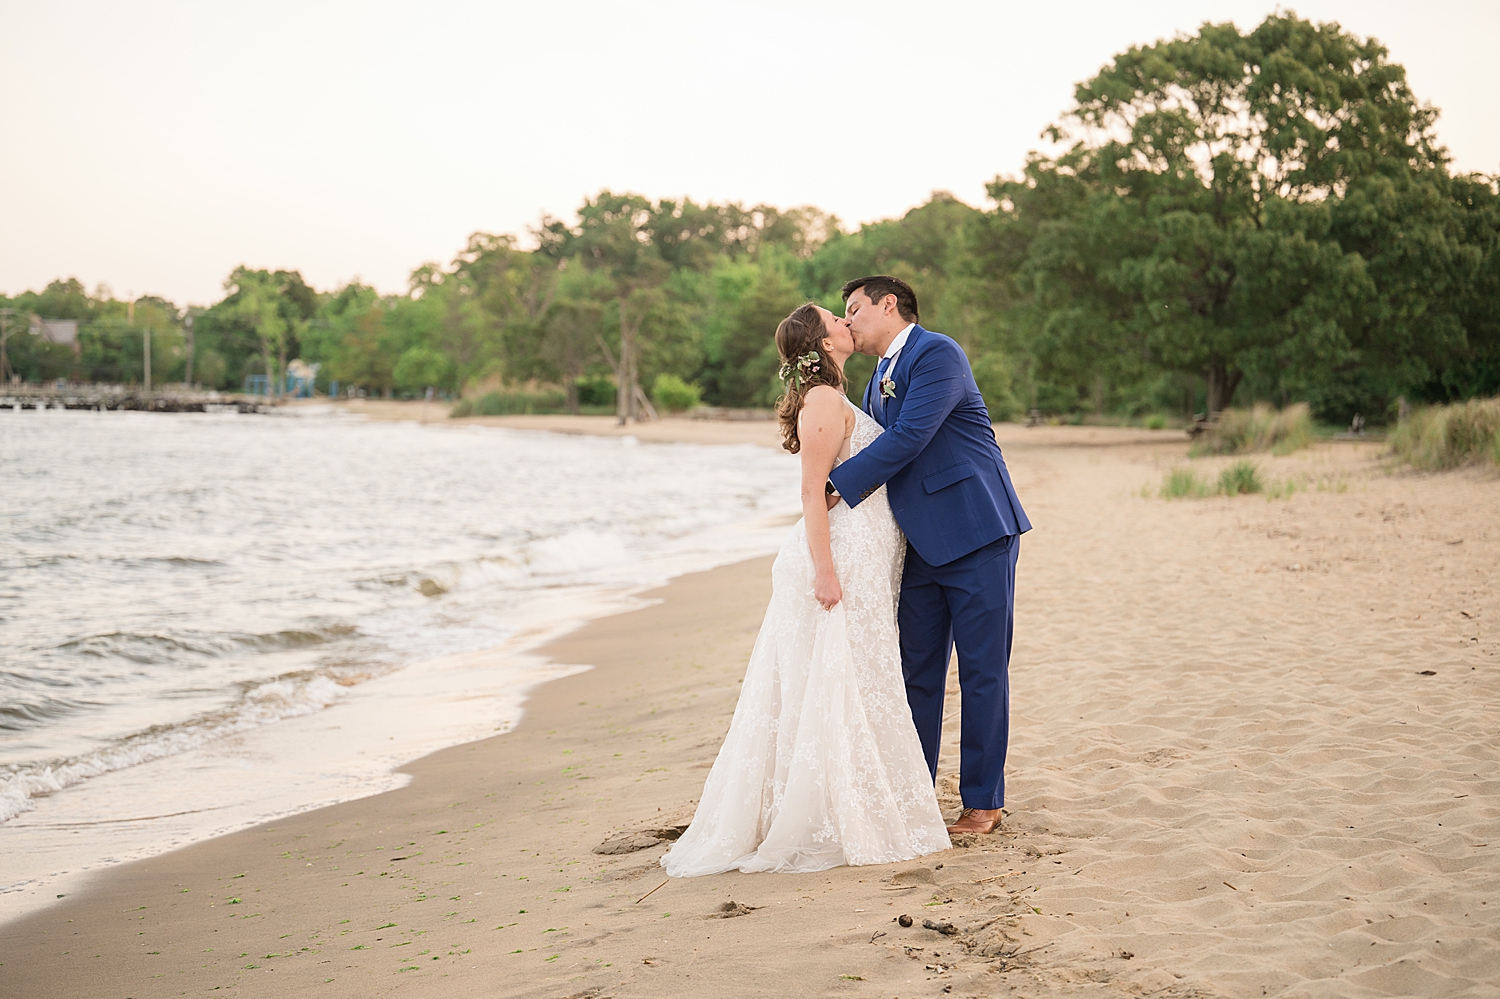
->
xmin=778 ymin=350 xmax=822 ymax=387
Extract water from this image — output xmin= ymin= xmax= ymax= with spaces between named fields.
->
xmin=0 ymin=405 xmax=798 ymax=921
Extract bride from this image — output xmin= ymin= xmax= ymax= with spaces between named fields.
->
xmin=661 ymin=302 xmax=950 ymax=876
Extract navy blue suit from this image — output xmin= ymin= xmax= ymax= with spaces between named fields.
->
xmin=829 ymin=324 xmax=1030 ymax=809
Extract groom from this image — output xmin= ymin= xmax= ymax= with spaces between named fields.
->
xmin=827 ymin=276 xmax=1031 ymax=835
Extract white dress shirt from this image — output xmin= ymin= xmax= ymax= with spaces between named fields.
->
xmin=877 ymin=323 xmax=915 ymax=409
xmin=881 ymin=323 xmax=915 ymax=368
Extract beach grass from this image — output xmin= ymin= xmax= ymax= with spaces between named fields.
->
xmin=1217 ymin=460 xmax=1263 ymax=495
xmin=1157 ymin=461 xmax=1297 ymax=500
xmin=1192 ymin=403 xmax=1314 ymax=457
xmin=1389 ymin=397 xmax=1500 ymax=470
xmin=1160 ymin=467 xmax=1213 ymax=499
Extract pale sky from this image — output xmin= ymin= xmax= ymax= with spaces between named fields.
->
xmin=2 ymin=0 xmax=1495 ymax=307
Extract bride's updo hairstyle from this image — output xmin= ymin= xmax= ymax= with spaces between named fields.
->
xmin=774 ymin=302 xmax=845 ymax=455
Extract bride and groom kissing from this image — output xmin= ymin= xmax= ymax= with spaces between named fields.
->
xmin=664 ymin=275 xmax=1031 ymax=876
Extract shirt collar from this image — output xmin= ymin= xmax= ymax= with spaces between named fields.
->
xmin=882 ymin=323 xmax=915 ymax=361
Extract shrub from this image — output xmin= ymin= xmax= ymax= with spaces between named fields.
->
xmin=1390 ymin=397 xmax=1500 ymax=470
xmin=448 ymin=388 xmax=569 ymax=418
xmin=1193 ymin=402 xmax=1313 ymax=456
xmin=1144 ymin=413 xmax=1168 ymax=430
xmin=576 ymin=375 xmax=616 ymax=407
xmin=651 ymin=373 xmax=701 ymax=413
xmin=1217 ymin=461 xmax=1263 ymax=495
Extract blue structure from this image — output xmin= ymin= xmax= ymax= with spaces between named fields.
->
xmin=284 ymin=360 xmax=320 ymax=398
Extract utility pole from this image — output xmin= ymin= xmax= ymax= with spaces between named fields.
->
xmin=0 ymin=308 xmax=15 ymax=383
xmin=184 ymin=314 xmax=195 ymax=386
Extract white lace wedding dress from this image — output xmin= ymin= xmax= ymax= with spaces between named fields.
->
xmin=661 ymin=400 xmax=950 ymax=876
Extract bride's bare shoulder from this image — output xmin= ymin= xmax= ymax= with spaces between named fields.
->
xmin=798 ymin=384 xmax=858 ymax=441
xmin=801 ymin=384 xmax=846 ymax=408
xmin=800 ymin=385 xmax=854 ymax=425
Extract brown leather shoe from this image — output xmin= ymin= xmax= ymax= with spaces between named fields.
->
xmin=946 ymin=808 xmax=1003 ymax=835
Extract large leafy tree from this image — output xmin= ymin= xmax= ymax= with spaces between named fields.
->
xmin=310 ymin=283 xmax=394 ymax=394
xmin=194 ymin=268 xmax=317 ymax=393
xmin=987 ymin=13 xmax=1468 ymax=414
xmin=695 ymin=252 xmax=804 ymax=407
xmin=802 ymin=193 xmax=983 ymax=402
xmin=542 ymin=191 xmax=670 ymax=422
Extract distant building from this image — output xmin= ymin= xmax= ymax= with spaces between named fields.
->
xmin=31 ymin=318 xmax=79 ymax=348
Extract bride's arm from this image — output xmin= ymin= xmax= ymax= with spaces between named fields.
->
xmin=798 ymin=386 xmax=853 ymax=611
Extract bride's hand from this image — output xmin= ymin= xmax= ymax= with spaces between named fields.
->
xmin=814 ymin=568 xmax=842 ymax=611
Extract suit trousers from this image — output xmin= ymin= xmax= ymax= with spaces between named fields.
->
xmin=898 ymin=533 xmax=1019 ymax=810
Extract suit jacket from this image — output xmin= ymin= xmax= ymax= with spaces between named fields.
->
xmin=828 ymin=324 xmax=1031 ymax=567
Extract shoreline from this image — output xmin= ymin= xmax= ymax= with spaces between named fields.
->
xmin=0 ymin=556 xmax=789 ymax=997
xmin=326 ymin=398 xmax=788 ymax=447
xmin=3 ymin=429 xmax=1496 ymax=997
xmin=0 ymin=407 xmax=801 ymax=933
xmin=0 ymin=585 xmax=646 ymax=929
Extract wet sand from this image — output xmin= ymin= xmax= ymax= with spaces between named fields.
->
xmin=3 ymin=426 xmax=1496 ymax=998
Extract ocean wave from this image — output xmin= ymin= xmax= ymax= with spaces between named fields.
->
xmin=0 ymin=693 xmax=101 ymax=731
xmin=524 ymin=529 xmax=631 ymax=576
xmin=0 ymin=673 xmax=344 ymax=825
xmin=53 ymin=626 xmax=348 ymax=662
xmin=139 ymin=556 xmax=227 ymax=568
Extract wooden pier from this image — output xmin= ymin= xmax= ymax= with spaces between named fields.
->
xmin=0 ymin=384 xmax=270 ymax=414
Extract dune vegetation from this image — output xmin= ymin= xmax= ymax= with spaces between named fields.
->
xmin=1192 ymin=404 xmax=1315 ymax=457
xmin=1391 ymin=397 xmax=1500 ymax=470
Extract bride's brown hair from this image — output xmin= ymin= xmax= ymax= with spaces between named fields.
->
xmin=774 ymin=303 xmax=845 ymax=454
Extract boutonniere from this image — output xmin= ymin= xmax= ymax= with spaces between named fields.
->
xmin=880 ymin=376 xmax=897 ymax=399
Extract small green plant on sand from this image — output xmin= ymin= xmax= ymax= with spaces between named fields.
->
xmin=1266 ymin=477 xmax=1301 ymax=500
xmin=1158 ymin=461 xmax=1294 ymax=499
xmin=1159 ymin=468 xmax=1212 ymax=498
xmin=1144 ymin=414 xmax=1169 ymax=430
xmin=1217 ymin=461 xmax=1263 ymax=495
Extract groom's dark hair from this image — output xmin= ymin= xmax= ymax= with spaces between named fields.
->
xmin=841 ymin=275 xmax=919 ymax=323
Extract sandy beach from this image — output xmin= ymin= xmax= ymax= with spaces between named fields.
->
xmin=3 ymin=420 xmax=1496 ymax=998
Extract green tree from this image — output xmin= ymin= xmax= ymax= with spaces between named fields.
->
xmin=224 ymin=271 xmax=291 ymax=398
xmin=392 ymin=344 xmax=453 ymax=393
xmin=546 ymin=191 xmax=671 ymax=422
xmin=987 ymin=13 xmax=1464 ymax=414
xmin=534 ymin=263 xmax=610 ymax=413
xmin=697 ymin=253 xmax=803 ymax=407
xmin=196 ymin=268 xmax=317 ymax=394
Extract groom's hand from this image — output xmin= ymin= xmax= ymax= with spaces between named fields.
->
xmin=825 ymin=491 xmax=841 ymax=511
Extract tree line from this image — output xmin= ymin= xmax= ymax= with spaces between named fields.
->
xmin=4 ymin=13 xmax=1496 ymax=425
